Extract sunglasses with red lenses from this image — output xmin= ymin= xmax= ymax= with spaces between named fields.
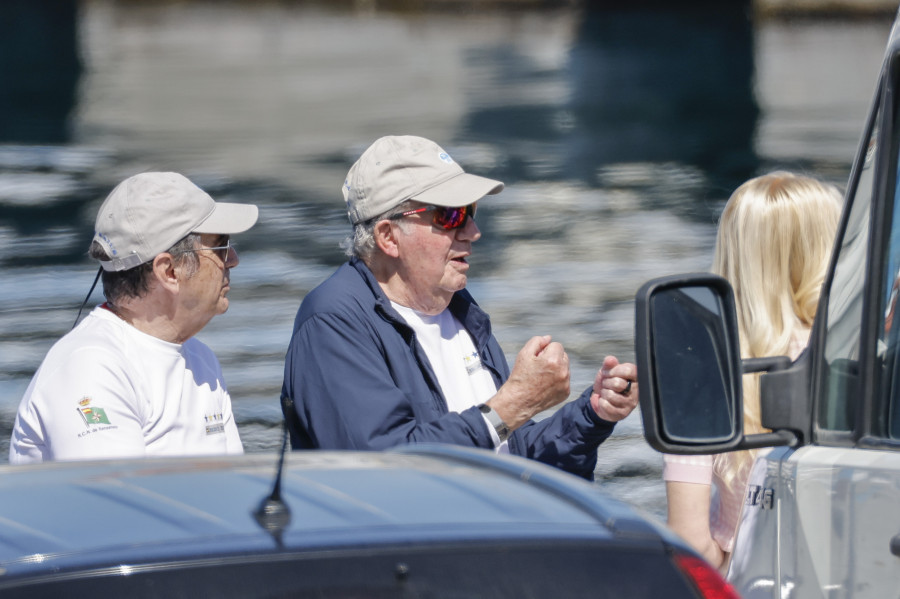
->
xmin=391 ymin=203 xmax=477 ymax=230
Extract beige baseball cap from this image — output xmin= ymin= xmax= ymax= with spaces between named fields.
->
xmin=342 ymin=135 xmax=504 ymax=225
xmin=92 ymin=172 xmax=259 ymax=272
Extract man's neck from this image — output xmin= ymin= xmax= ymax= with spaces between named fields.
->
xmin=106 ymin=300 xmax=187 ymax=344
xmin=366 ymin=258 xmax=452 ymax=316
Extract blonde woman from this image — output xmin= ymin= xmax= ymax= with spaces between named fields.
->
xmin=663 ymin=172 xmax=843 ymax=569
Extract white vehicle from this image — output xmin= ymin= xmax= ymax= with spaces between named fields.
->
xmin=634 ymin=8 xmax=900 ymax=599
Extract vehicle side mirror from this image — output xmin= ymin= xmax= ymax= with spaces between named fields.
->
xmin=636 ymin=274 xmax=800 ymax=454
xmin=635 ymin=274 xmax=744 ymax=454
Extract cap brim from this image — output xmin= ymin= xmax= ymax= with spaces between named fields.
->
xmin=412 ymin=173 xmax=504 ymax=208
xmin=193 ymin=202 xmax=259 ymax=235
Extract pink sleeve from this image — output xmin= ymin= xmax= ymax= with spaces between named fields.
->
xmin=662 ymin=453 xmax=713 ymax=485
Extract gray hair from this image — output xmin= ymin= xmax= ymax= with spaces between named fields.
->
xmin=88 ymin=233 xmax=202 ymax=306
xmin=341 ymin=200 xmax=417 ymax=261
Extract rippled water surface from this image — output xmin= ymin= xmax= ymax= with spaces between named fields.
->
xmin=0 ymin=1 xmax=893 ymax=519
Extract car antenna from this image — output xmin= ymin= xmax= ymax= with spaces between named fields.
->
xmin=253 ymin=420 xmax=291 ymax=546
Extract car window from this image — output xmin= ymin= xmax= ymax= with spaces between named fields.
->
xmin=820 ymin=105 xmax=880 ymax=433
xmin=0 ymin=543 xmax=704 ymax=599
xmin=879 ymin=97 xmax=900 ymax=440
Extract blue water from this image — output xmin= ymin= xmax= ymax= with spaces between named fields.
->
xmin=0 ymin=2 xmax=892 ymax=519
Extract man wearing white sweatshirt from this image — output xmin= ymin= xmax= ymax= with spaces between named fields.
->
xmin=9 ymin=172 xmax=258 ymax=464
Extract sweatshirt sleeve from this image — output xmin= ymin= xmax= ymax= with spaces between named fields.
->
xmin=12 ymin=346 xmax=147 ymax=463
xmin=662 ymin=453 xmax=713 ymax=485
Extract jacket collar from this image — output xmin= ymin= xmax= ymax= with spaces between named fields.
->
xmin=349 ymin=257 xmax=493 ymax=348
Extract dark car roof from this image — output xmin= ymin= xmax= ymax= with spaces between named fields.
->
xmin=0 ymin=445 xmax=688 ymax=595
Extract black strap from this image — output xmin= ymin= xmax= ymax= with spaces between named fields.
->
xmin=280 ymin=394 xmax=305 ymax=449
xmin=73 ymin=267 xmax=103 ymax=329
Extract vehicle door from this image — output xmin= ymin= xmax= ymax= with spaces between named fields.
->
xmin=730 ymin=33 xmax=900 ymax=597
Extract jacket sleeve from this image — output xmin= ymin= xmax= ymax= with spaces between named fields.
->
xmin=508 ymin=385 xmax=616 ymax=480
xmin=282 ymin=312 xmax=496 ymax=451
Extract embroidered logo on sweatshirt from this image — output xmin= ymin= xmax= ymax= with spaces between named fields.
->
xmin=463 ymin=351 xmax=486 ymax=375
xmin=205 ymin=412 xmax=225 ymax=436
xmin=77 ymin=397 xmax=111 ymax=426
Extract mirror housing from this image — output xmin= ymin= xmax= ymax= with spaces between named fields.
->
xmin=635 ymin=274 xmax=799 ymax=454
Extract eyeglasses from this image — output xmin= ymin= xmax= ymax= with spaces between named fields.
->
xmin=174 ymin=240 xmax=233 ymax=262
xmin=389 ymin=203 xmax=477 ymax=230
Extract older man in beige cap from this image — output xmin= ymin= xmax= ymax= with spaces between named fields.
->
xmin=10 ymin=172 xmax=258 ymax=464
xmin=282 ymin=135 xmax=637 ymax=480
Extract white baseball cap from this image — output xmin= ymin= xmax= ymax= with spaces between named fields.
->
xmin=92 ymin=172 xmax=259 ymax=271
xmin=342 ymin=135 xmax=504 ymax=225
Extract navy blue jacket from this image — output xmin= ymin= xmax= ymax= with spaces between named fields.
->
xmin=281 ymin=258 xmax=615 ymax=479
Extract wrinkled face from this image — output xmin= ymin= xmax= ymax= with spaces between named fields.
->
xmin=391 ymin=204 xmax=481 ymax=314
xmin=177 ymin=233 xmax=239 ymax=332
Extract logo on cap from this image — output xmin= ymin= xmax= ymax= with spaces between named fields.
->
xmin=438 ymin=152 xmax=454 ymax=164
xmin=96 ymin=231 xmax=118 ymax=256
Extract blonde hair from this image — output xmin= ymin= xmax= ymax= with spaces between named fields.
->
xmin=711 ymin=171 xmax=842 ymax=487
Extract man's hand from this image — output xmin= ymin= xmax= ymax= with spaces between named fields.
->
xmin=487 ymin=335 xmax=570 ymax=430
xmin=590 ymin=355 xmax=638 ymax=422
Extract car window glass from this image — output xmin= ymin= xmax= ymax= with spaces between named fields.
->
xmin=879 ymin=101 xmax=900 ymax=440
xmin=821 ymin=107 xmax=879 ymax=432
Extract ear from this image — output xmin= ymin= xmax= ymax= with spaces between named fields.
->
xmin=151 ymin=253 xmax=179 ymax=293
xmin=373 ymin=220 xmax=401 ymax=258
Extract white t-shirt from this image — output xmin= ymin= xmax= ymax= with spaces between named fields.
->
xmin=391 ymin=303 xmax=505 ymax=451
xmin=9 ymin=305 xmax=243 ymax=464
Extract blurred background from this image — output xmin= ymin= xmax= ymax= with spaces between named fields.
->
xmin=0 ymin=0 xmax=894 ymax=519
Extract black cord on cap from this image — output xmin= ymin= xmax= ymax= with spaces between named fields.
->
xmin=73 ymin=267 xmax=103 ymax=329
